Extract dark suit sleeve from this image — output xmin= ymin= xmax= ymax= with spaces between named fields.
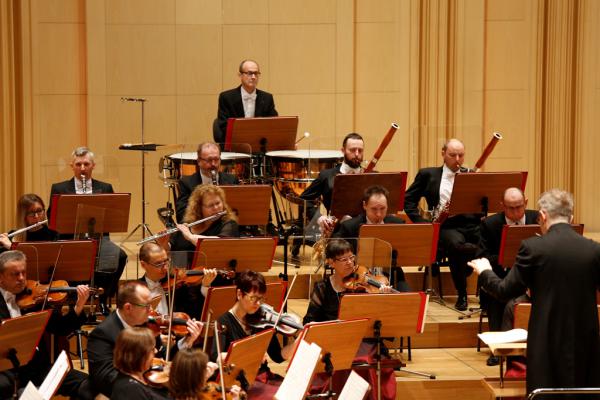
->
xmin=259 ymin=93 xmax=278 ymax=117
xmin=403 ymin=170 xmax=429 ymax=223
xmin=480 ymin=242 xmax=532 ymax=302
xmin=215 ymin=92 xmax=236 ymax=143
xmin=176 ymin=177 xmax=194 ymax=223
xmin=87 ymin=325 xmax=119 ymax=397
xmin=299 ymin=170 xmax=328 ymax=202
xmin=46 ymin=308 xmax=86 ymax=336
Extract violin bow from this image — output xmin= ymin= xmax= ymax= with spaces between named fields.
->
xmin=164 ymin=271 xmax=178 ymax=363
xmin=214 ymin=322 xmax=228 ymax=399
xmin=202 ymin=310 xmax=212 ymax=352
xmin=271 ymin=272 xmax=299 ymax=329
xmin=41 ymin=245 xmax=64 ymax=311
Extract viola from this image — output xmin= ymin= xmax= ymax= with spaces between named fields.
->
xmin=147 ymin=311 xmax=191 ymax=337
xmin=161 ymin=267 xmax=235 ymax=290
xmin=143 ymin=358 xmax=170 ymax=388
xmin=201 ymin=382 xmax=246 ymax=400
xmin=16 ymin=279 xmax=104 ymax=309
xmin=342 ymin=266 xmax=399 ymax=294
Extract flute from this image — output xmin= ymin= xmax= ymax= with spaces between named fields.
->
xmin=136 ymin=211 xmax=227 ymax=245
xmin=7 ymin=220 xmax=48 ymax=239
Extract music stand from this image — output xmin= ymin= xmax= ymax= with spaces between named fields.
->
xmin=444 ymin=172 xmax=527 ymax=217
xmin=12 ymin=240 xmax=97 ymax=283
xmin=221 ymin=328 xmax=276 ymax=388
xmin=0 ymin=311 xmax=51 ymax=374
xmin=358 ymin=224 xmax=440 ymax=296
xmin=224 ymin=116 xmax=298 ymax=153
xmin=192 ymin=238 xmax=277 ymax=272
xmin=329 ymin=173 xmax=407 ymax=220
xmin=498 ymin=224 xmax=584 ymax=268
xmin=338 ymin=292 xmax=434 ymax=391
xmin=220 ymin=185 xmax=271 ymax=225
xmin=200 ymin=282 xmax=285 ymax=332
xmin=48 ymin=193 xmax=131 ymax=234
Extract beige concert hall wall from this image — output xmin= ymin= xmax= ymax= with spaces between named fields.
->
xmin=1 ymin=0 xmax=600 ymax=233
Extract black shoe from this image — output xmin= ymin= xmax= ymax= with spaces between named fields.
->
xmin=486 ymin=355 xmax=500 ymax=366
xmin=454 ymin=295 xmax=468 ymax=311
xmin=98 ymin=303 xmax=111 ymax=316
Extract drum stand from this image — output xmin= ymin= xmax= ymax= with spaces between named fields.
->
xmin=119 ymin=98 xmax=153 ymax=254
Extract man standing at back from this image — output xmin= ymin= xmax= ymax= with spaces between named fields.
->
xmin=213 ymin=59 xmax=278 ymax=144
xmin=469 ymin=189 xmax=600 ymax=396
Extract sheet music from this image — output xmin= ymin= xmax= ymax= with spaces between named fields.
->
xmin=478 ymin=328 xmax=528 ymax=345
xmin=19 ymin=382 xmax=44 ymax=400
xmin=338 ymin=370 xmax=371 ymax=400
xmin=38 ymin=350 xmax=71 ymax=400
xmin=275 ymin=340 xmax=321 ymax=400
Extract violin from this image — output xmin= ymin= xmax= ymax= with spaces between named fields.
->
xmin=201 ymin=382 xmax=246 ymax=400
xmin=247 ymin=303 xmax=304 ymax=336
xmin=16 ymin=279 xmax=104 ymax=309
xmin=147 ymin=310 xmax=191 ymax=337
xmin=342 ymin=266 xmax=399 ymax=294
xmin=161 ymin=267 xmax=235 ymax=290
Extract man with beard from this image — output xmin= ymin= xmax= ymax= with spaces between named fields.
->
xmin=299 ymin=132 xmax=365 ymax=234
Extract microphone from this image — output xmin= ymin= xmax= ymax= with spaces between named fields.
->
xmin=210 ymin=169 xmax=218 ymax=185
xmin=120 ymin=97 xmax=147 ymax=102
xmin=81 ymin=174 xmax=87 ymax=194
xmin=295 ymin=131 xmax=310 ymax=145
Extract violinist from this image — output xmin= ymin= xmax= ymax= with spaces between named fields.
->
xmin=170 ymin=348 xmax=242 ymax=400
xmin=303 ymin=239 xmax=397 ymax=400
xmin=303 ymin=239 xmax=393 ymax=324
xmin=87 ymin=281 xmax=204 ymax=398
xmin=211 ymin=270 xmax=295 ymax=379
xmin=111 ymin=327 xmax=171 ymax=400
xmin=0 ymin=250 xmax=93 ymax=399
xmin=0 ymin=193 xmax=58 ymax=252
xmin=139 ymin=242 xmax=217 ymax=319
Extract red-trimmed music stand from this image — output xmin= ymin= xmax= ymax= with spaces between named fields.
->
xmin=498 ymin=224 xmax=584 ymax=268
xmin=12 ymin=240 xmax=98 ymax=283
xmin=220 ymin=185 xmax=271 ymax=225
xmin=0 ymin=311 xmax=52 ymax=395
xmin=192 ymin=237 xmax=277 ymax=272
xmin=329 ymin=173 xmax=407 ymax=220
xmin=224 ymin=116 xmax=298 ymax=153
xmin=338 ymin=292 xmax=434 ymax=390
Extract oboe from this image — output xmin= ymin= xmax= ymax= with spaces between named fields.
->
xmin=136 ymin=211 xmax=226 ymax=245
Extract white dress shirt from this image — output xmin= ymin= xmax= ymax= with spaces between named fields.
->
xmin=1 ymin=287 xmax=21 ymax=318
xmin=241 ymin=87 xmax=257 ymax=118
xmin=438 ymin=164 xmax=457 ymax=208
xmin=144 ymin=276 xmax=169 ymax=315
xmin=339 ymin=161 xmax=362 ymax=175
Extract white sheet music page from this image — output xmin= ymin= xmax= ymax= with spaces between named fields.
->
xmin=478 ymin=328 xmax=528 ymax=345
xmin=19 ymin=382 xmax=44 ymax=400
xmin=338 ymin=370 xmax=370 ymax=400
xmin=38 ymin=350 xmax=71 ymax=400
xmin=274 ymin=340 xmax=321 ymax=400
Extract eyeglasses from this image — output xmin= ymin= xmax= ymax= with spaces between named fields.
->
xmin=199 ymin=157 xmax=220 ymax=164
xmin=26 ymin=208 xmax=45 ymax=217
xmin=147 ymin=258 xmax=170 ymax=269
xmin=241 ymin=71 xmax=261 ymax=77
xmin=131 ymin=302 xmax=152 ymax=310
xmin=243 ymin=293 xmax=265 ymax=304
xmin=335 ymin=255 xmax=356 ymax=264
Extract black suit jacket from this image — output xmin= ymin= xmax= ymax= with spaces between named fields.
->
xmin=213 ymin=86 xmax=278 ymax=143
xmin=175 ymin=172 xmax=239 ymax=223
xmin=299 ymin=165 xmax=342 ymax=212
xmin=403 ymin=167 xmax=443 ymax=223
xmin=477 ymin=209 xmax=539 ymax=269
xmin=333 ymin=214 xmax=405 ymax=253
xmin=479 ymin=223 xmax=600 ymax=393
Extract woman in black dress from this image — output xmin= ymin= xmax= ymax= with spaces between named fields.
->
xmin=1 ymin=194 xmax=58 ymax=251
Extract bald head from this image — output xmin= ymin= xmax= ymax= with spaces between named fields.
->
xmin=502 ymin=187 xmax=527 ymax=223
xmin=442 ymin=139 xmax=465 ymax=172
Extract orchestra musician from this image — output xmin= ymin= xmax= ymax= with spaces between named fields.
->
xmin=213 ymin=59 xmax=278 ymax=144
xmin=139 ymin=242 xmax=216 ymax=319
xmin=111 ymin=327 xmax=170 ymax=400
xmin=468 ymin=189 xmax=600 ymax=396
xmin=169 ymin=348 xmax=242 ymax=400
xmin=476 ymin=187 xmax=538 ymax=366
xmin=175 ymin=142 xmax=240 ymax=223
xmin=87 ymin=280 xmax=204 ymax=398
xmin=403 ymin=138 xmax=481 ymax=311
xmin=49 ymin=146 xmax=127 ymax=316
xmin=303 ymin=239 xmax=396 ymax=400
xmin=0 ymin=250 xmax=93 ymax=399
xmin=211 ymin=270 xmax=296 ymax=387
xmin=0 ymin=194 xmax=58 ymax=252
